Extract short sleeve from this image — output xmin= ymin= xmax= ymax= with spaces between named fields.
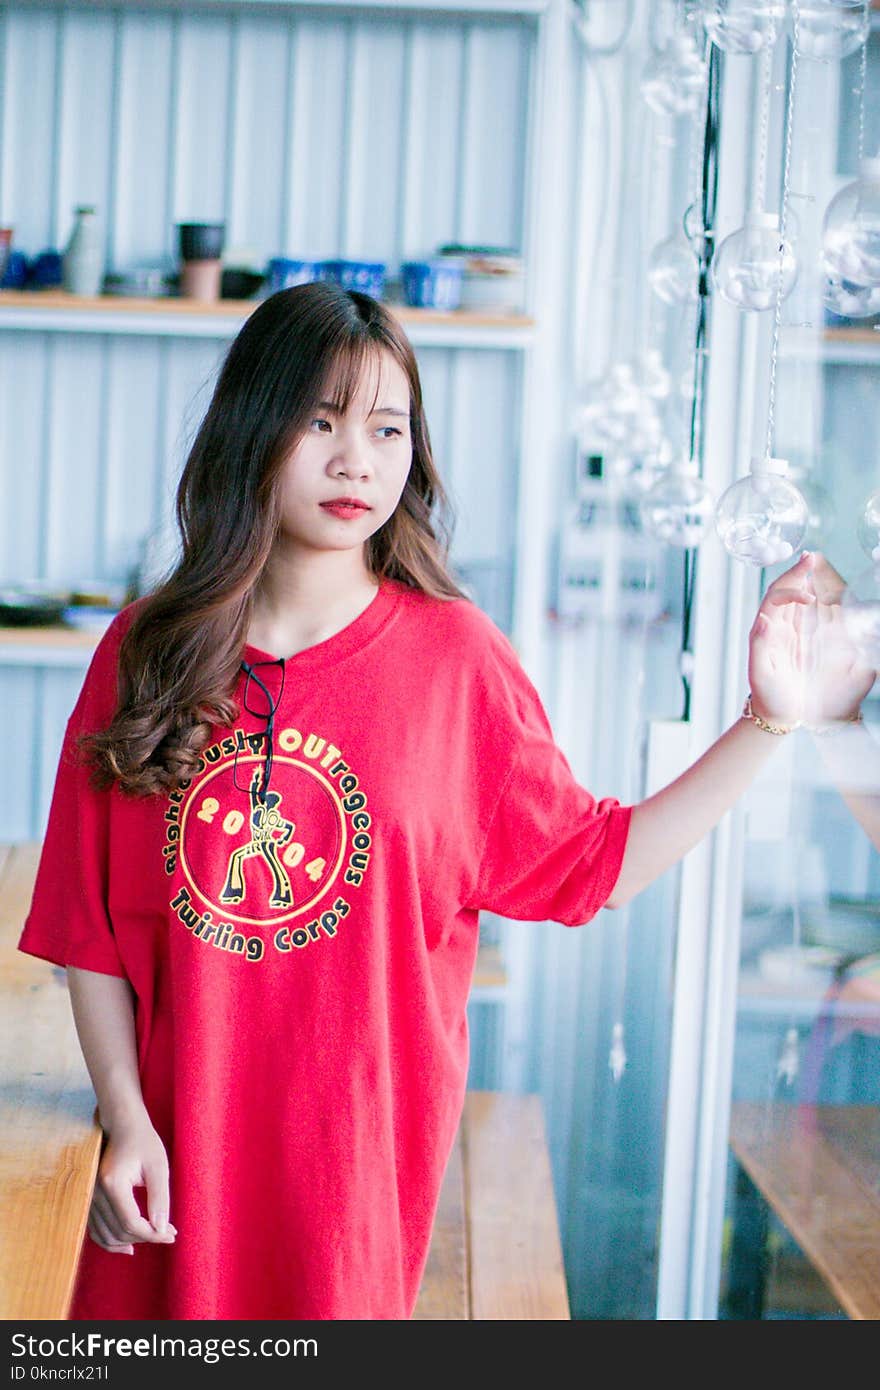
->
xmin=462 ymin=627 xmax=632 ymax=927
xmin=17 ymin=611 xmax=134 ymax=977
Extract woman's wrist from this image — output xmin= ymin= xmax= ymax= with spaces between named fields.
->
xmin=741 ymin=693 xmax=798 ymax=735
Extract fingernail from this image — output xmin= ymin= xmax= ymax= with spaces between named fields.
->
xmin=153 ymin=1215 xmax=168 ymax=1235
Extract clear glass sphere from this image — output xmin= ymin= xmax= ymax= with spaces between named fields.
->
xmin=793 ymin=0 xmax=870 ymax=62
xmin=822 ymin=161 xmax=880 ymax=287
xmin=610 ymin=438 xmax=674 ymax=497
xmin=841 ymin=564 xmax=880 ymax=666
xmin=634 ymin=349 xmax=673 ymax=400
xmin=648 ymin=231 xmax=699 ymax=305
xmin=683 ymin=202 xmax=712 ymax=260
xmin=714 ymin=459 xmax=808 ymax=564
xmin=576 ymin=364 xmax=662 ymax=455
xmin=701 ymin=0 xmax=786 ymax=54
xmin=639 ymin=465 xmax=716 ymax=547
xmin=712 ymin=212 xmax=798 ymax=310
xmin=857 ymin=488 xmax=880 ymax=563
xmin=641 ymin=33 xmax=708 ymax=117
xmin=823 ymin=267 xmax=880 ymax=317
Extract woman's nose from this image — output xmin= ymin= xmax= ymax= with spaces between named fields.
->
xmin=330 ymin=432 xmax=373 ymax=477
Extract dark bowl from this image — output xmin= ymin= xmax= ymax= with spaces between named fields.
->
xmin=177 ymin=223 xmax=225 ymax=262
xmin=221 ymin=267 xmax=265 ymax=299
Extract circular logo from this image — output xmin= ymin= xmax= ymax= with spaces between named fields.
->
xmin=178 ymin=755 xmax=347 ymax=927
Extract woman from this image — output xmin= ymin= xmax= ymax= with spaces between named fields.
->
xmin=18 ymin=282 xmax=872 ymax=1320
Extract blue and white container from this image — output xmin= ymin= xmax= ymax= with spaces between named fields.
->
xmin=318 ymin=260 xmax=386 ymax=298
xmin=400 ymin=259 xmax=463 ymax=310
xmin=266 ymin=258 xmax=322 ymax=292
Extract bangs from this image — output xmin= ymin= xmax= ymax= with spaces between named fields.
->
xmin=315 ymin=329 xmax=413 ymax=419
xmin=318 ymin=337 xmax=382 ymax=415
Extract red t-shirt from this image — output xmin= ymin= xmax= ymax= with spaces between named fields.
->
xmin=18 ymin=576 xmax=631 ymax=1320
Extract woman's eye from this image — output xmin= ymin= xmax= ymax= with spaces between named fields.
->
xmin=377 ymin=426 xmax=402 ymax=439
xmin=311 ymin=418 xmax=332 ymax=433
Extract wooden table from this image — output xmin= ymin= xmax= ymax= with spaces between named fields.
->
xmin=1 ymin=842 xmax=568 ymax=1321
xmin=727 ymin=1100 xmax=880 ymax=1320
xmin=0 ymin=842 xmax=101 ymax=1320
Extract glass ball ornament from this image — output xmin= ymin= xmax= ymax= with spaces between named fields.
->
xmin=639 ymin=460 xmax=716 ymax=548
xmin=609 ymin=437 xmax=675 ymax=497
xmin=712 ymin=211 xmax=798 ymax=311
xmin=793 ymin=0 xmax=870 ymax=62
xmin=841 ymin=564 xmax=880 ymax=667
xmin=648 ymin=230 xmax=699 ymax=305
xmin=822 ymin=158 xmax=880 ymax=288
xmin=634 ymin=349 xmax=673 ymax=400
xmin=823 ymin=267 xmax=880 ymax=318
xmin=575 ymin=364 xmax=663 ymax=455
xmin=701 ymin=0 xmax=786 ymax=54
xmin=714 ymin=456 xmax=809 ymax=565
xmin=857 ymin=488 xmax=880 ymax=564
xmin=641 ymin=33 xmax=708 ymax=117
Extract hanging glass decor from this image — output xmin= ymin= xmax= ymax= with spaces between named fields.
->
xmin=575 ymin=363 xmax=664 ymax=455
xmin=716 ymin=3 xmax=808 ymax=565
xmin=609 ymin=437 xmax=675 ymax=497
xmin=639 ymin=459 xmax=717 ymax=548
xmin=857 ymin=487 xmax=880 ymax=563
xmin=701 ymin=0 xmax=786 ymax=55
xmin=641 ymin=31 xmax=708 ymax=117
xmin=823 ymin=270 xmax=880 ymax=317
xmin=634 ymin=348 xmax=673 ymax=400
xmin=793 ymin=0 xmax=870 ymax=62
xmin=822 ymin=157 xmax=880 ymax=288
xmin=712 ymin=211 xmax=798 ymax=310
xmin=648 ymin=229 xmax=699 ymax=305
xmin=715 ymin=456 xmax=808 ymax=564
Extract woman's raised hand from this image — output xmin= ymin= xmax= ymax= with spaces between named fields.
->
xmin=748 ymin=551 xmax=876 ymax=729
xmin=802 ymin=553 xmax=876 ymax=725
xmin=747 ymin=550 xmax=817 ymax=728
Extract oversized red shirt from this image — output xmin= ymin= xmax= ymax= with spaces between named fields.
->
xmin=18 ymin=577 xmax=631 ymax=1320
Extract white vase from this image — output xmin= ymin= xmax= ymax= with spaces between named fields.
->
xmin=63 ymin=206 xmax=104 ymax=296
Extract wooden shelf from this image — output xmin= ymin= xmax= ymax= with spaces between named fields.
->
xmin=0 ymin=625 xmax=104 ymax=668
xmin=0 ymin=291 xmax=535 ymax=350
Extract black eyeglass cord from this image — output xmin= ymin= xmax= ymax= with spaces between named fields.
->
xmin=233 ymin=657 xmax=286 ymax=803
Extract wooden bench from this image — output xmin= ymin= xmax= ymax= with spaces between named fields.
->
xmin=726 ymin=1100 xmax=880 ymax=1320
xmin=1 ymin=842 xmax=569 ymax=1320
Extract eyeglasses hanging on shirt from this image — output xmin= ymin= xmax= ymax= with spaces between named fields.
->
xmin=234 ymin=657 xmax=287 ymax=803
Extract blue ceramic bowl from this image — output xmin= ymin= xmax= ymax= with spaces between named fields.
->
xmin=319 ymin=260 xmax=386 ymax=299
xmin=400 ymin=260 xmax=463 ymax=310
xmin=266 ymin=258 xmax=322 ymax=293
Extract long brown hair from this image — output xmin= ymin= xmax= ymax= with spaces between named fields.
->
xmin=85 ymin=282 xmax=469 ymax=795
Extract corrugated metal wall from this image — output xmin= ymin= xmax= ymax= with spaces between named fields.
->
xmin=0 ymin=1 xmax=534 ymax=841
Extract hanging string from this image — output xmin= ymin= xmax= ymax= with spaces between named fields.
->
xmin=765 ymin=0 xmax=800 ymax=462
xmin=857 ymin=19 xmax=868 ymax=166
xmin=755 ymin=34 xmax=775 ymax=211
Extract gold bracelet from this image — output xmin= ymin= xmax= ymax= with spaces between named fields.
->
xmin=741 ymin=693 xmax=798 ymax=736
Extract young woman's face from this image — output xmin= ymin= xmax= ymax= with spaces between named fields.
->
xmin=276 ymin=348 xmax=413 ymax=557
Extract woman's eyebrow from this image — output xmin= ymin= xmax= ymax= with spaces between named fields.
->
xmin=370 ymin=406 xmax=409 ymax=417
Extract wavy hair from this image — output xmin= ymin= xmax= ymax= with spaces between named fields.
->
xmin=84 ymin=281 xmax=468 ymax=795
